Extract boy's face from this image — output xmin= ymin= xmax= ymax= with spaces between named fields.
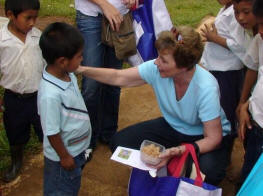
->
xmin=7 ymin=9 xmax=38 ymax=34
xmin=66 ymin=49 xmax=83 ymax=73
xmin=233 ymin=1 xmax=256 ymax=30
xmin=257 ymin=16 xmax=263 ymax=40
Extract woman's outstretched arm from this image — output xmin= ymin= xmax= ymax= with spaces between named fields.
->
xmin=77 ymin=66 xmax=146 ymax=87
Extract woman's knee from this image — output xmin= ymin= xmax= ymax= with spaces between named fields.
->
xmin=199 ymin=152 xmax=228 ymax=185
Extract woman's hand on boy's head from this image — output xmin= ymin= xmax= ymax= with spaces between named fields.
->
xmin=238 ymin=101 xmax=252 ymax=141
xmin=201 ymin=23 xmax=218 ymax=42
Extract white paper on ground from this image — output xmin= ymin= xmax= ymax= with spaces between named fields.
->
xmin=111 ymin=146 xmax=157 ymax=173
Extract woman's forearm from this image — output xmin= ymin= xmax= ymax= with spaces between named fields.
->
xmin=195 ymin=135 xmax=222 ymax=154
xmin=77 ymin=66 xmax=145 ymax=87
xmin=196 ymin=117 xmax=223 ymax=154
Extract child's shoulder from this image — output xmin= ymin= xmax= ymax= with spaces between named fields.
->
xmin=0 ymin=19 xmax=9 ymax=41
xmin=216 ymin=5 xmax=234 ymax=22
xmin=30 ymin=26 xmax=42 ymax=37
xmin=253 ymin=33 xmax=263 ymax=44
xmin=195 ymin=65 xmax=218 ymax=88
xmin=216 ymin=5 xmax=235 ymax=31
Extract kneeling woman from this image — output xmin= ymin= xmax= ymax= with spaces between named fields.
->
xmin=77 ymin=26 xmax=231 ymax=185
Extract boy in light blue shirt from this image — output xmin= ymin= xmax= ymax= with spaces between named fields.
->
xmin=38 ymin=22 xmax=92 ymax=196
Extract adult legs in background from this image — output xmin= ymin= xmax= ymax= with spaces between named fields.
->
xmin=76 ymin=11 xmax=122 ymax=152
xmin=76 ymin=11 xmax=104 ymax=150
xmin=100 ymin=46 xmax=122 ymax=143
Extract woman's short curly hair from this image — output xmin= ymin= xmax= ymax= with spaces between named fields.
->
xmin=155 ymin=26 xmax=203 ymax=70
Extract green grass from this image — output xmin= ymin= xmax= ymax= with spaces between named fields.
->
xmin=0 ymin=0 xmax=76 ymax=18
xmin=166 ymin=0 xmax=221 ymax=27
xmin=39 ymin=0 xmax=75 ymax=19
xmin=0 ymin=0 xmax=222 ymax=172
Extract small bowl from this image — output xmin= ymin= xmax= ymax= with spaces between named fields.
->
xmin=140 ymin=140 xmax=165 ymax=165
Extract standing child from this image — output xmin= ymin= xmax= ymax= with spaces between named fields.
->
xmin=200 ymin=0 xmax=257 ymax=148
xmin=237 ymin=0 xmax=263 ymax=188
xmin=0 ymin=0 xmax=44 ymax=182
xmin=38 ymin=22 xmax=92 ymax=196
xmin=236 ymin=0 xmax=263 ymax=116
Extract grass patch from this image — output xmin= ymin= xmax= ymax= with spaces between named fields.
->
xmin=0 ymin=0 xmax=76 ymax=19
xmin=39 ymin=0 xmax=75 ymax=19
xmin=166 ymin=0 xmax=220 ymax=27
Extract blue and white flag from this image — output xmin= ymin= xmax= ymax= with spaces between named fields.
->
xmin=128 ymin=0 xmax=173 ymax=66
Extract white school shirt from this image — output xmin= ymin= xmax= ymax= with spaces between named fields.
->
xmin=249 ymin=66 xmax=263 ymax=128
xmin=243 ymin=34 xmax=263 ymax=76
xmin=201 ymin=5 xmax=252 ymax=71
xmin=75 ymin=0 xmax=129 ymax=16
xmin=0 ymin=23 xmax=45 ymax=94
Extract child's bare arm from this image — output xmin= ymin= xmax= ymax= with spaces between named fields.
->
xmin=236 ymin=69 xmax=258 ymax=118
xmin=48 ymin=134 xmax=76 ymax=170
xmin=238 ymin=101 xmax=252 ymax=141
xmin=201 ymin=24 xmax=228 ymax=49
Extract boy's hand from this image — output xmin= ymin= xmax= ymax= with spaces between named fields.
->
xmin=238 ymin=101 xmax=252 ymax=141
xmin=201 ymin=23 xmax=218 ymax=42
xmin=60 ymin=154 xmax=76 ymax=170
xmin=48 ymin=134 xmax=76 ymax=170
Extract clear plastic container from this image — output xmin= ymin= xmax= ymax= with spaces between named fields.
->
xmin=140 ymin=140 xmax=165 ymax=165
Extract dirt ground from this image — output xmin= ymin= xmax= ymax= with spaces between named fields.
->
xmin=0 ymin=12 xmax=245 ymax=196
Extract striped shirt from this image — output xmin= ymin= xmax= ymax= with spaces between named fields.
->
xmin=37 ymin=68 xmax=91 ymax=161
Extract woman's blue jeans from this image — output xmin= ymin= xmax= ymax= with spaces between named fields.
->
xmin=76 ymin=11 xmax=122 ymax=148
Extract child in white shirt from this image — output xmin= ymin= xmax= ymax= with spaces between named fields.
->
xmin=200 ymin=0 xmax=256 ymax=141
xmin=237 ymin=0 xmax=263 ymax=188
xmin=0 ymin=0 xmax=44 ymax=182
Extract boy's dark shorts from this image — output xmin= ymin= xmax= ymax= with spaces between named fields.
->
xmin=3 ymin=89 xmax=43 ymax=145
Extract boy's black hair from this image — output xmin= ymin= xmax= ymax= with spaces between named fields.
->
xmin=39 ymin=22 xmax=84 ymax=65
xmin=5 ymin=0 xmax=40 ymax=17
xmin=253 ymin=0 xmax=263 ymax=17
